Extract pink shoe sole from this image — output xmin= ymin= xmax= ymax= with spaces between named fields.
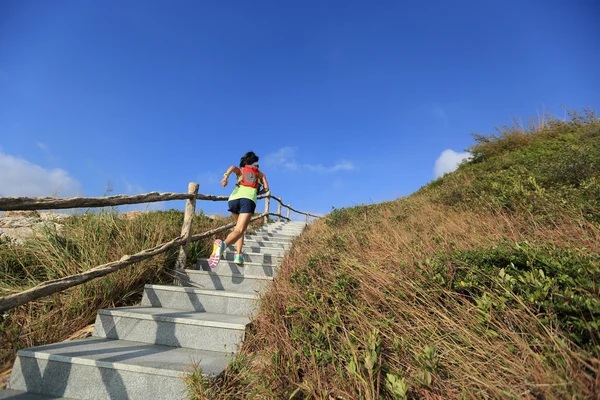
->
xmin=208 ymin=239 xmax=223 ymax=269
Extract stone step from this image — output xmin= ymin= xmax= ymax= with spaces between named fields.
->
xmin=243 ymin=234 xmax=294 ymax=245
xmin=247 ymin=232 xmax=298 ymax=240
xmin=8 ymin=338 xmax=232 ymax=400
xmin=196 ymin=259 xmax=276 ymax=277
xmin=174 ymin=268 xmax=272 ymax=294
xmin=242 ymin=239 xmax=290 ymax=249
xmin=251 ymin=232 xmax=302 ymax=239
xmin=227 ymin=244 xmax=286 ymax=255
xmin=222 ymin=251 xmax=282 ymax=264
xmin=93 ymin=307 xmax=248 ymax=352
xmin=140 ymin=284 xmax=257 ymax=316
xmin=254 ymin=226 xmax=305 ymax=233
xmin=267 ymin=222 xmax=305 ymax=227
xmin=0 ymin=389 xmax=74 ymax=399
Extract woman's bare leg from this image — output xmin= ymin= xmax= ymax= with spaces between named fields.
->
xmin=236 ymin=234 xmax=244 ymax=255
xmin=230 ymin=213 xmax=244 ymax=254
xmin=224 ymin=213 xmax=252 ymax=254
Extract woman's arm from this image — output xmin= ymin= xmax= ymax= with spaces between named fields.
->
xmin=221 ymin=166 xmax=241 ymax=187
xmin=258 ymin=171 xmax=270 ymax=195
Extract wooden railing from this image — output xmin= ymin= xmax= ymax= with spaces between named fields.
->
xmin=0 ymin=182 xmax=319 ymax=313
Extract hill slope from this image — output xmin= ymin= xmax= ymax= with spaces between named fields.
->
xmin=194 ymin=110 xmax=599 ymax=399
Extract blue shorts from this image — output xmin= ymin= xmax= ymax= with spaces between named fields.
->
xmin=228 ymin=198 xmax=256 ymax=214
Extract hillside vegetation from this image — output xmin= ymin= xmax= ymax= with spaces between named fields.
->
xmin=195 ymin=110 xmax=600 ymax=399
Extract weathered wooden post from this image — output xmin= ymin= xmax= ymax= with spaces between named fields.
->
xmin=176 ymin=182 xmax=199 ymax=269
xmin=277 ymin=200 xmax=282 ymax=222
xmin=286 ymin=205 xmax=291 ymax=220
xmin=305 ymin=214 xmax=309 ymax=225
xmin=263 ymin=195 xmax=270 ymax=224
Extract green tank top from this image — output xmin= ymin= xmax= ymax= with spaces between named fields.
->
xmin=228 ymin=177 xmax=258 ymax=203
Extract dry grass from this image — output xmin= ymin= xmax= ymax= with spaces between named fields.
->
xmin=191 ymin=113 xmax=600 ymax=399
xmin=191 ymin=203 xmax=599 ymax=399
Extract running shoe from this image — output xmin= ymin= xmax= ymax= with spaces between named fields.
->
xmin=208 ymin=239 xmax=226 ymax=268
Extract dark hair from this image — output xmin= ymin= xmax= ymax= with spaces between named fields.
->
xmin=239 ymin=151 xmax=259 ymax=167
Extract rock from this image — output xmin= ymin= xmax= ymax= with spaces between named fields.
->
xmin=2 ymin=210 xmax=40 ymax=218
xmin=39 ymin=212 xmax=71 ymax=222
xmin=0 ymin=211 xmax=67 ymax=245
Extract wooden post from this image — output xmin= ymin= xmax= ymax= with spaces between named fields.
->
xmin=286 ymin=205 xmax=291 ymax=220
xmin=277 ymin=201 xmax=282 ymax=222
xmin=264 ymin=196 xmax=270 ymax=224
xmin=176 ymin=182 xmax=199 ymax=269
xmin=305 ymin=214 xmax=309 ymax=225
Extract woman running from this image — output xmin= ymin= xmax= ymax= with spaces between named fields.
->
xmin=208 ymin=151 xmax=269 ymax=268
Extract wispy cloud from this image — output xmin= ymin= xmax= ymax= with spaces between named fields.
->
xmin=332 ymin=179 xmax=345 ymax=190
xmin=122 ymin=179 xmax=145 ymax=195
xmin=36 ymin=142 xmax=48 ymax=151
xmin=264 ymin=147 xmax=300 ymax=170
xmin=0 ymin=150 xmax=82 ymax=197
xmin=36 ymin=141 xmax=56 ymax=162
xmin=197 ymin=171 xmax=221 ymax=187
xmin=432 ymin=106 xmax=449 ymax=128
xmin=434 ymin=149 xmax=471 ymax=178
xmin=264 ymin=147 xmax=355 ymax=173
xmin=121 ymin=178 xmax=165 ymax=211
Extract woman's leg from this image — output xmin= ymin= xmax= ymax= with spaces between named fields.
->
xmin=236 ymin=233 xmax=245 ymax=255
xmin=230 ymin=213 xmax=244 ymax=254
xmin=224 ymin=212 xmax=252 ymax=250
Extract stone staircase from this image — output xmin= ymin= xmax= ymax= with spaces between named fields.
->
xmin=1 ymin=221 xmax=306 ymax=400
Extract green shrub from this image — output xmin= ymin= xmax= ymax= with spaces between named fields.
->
xmin=422 ymin=242 xmax=600 ymax=353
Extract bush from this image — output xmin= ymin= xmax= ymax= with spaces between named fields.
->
xmin=422 ymin=242 xmax=600 ymax=354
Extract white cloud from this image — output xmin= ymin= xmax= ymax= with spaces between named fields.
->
xmin=434 ymin=149 xmax=471 ymax=178
xmin=0 ymin=150 xmax=82 ymax=197
xmin=264 ymin=147 xmax=355 ymax=173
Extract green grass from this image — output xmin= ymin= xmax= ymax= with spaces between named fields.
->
xmin=192 ymin=110 xmax=600 ymax=399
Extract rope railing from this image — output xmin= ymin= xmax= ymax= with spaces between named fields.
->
xmin=0 ymin=181 xmax=318 ymax=313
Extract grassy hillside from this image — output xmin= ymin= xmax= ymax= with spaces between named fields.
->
xmin=194 ymin=110 xmax=599 ymax=399
xmin=0 ymin=209 xmax=260 ymax=374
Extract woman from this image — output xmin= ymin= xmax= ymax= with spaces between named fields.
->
xmin=208 ymin=151 xmax=269 ymax=268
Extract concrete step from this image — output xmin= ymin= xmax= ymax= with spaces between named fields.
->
xmin=140 ymin=284 xmax=257 ymax=316
xmin=227 ymin=244 xmax=286 ymax=255
xmin=196 ymin=259 xmax=276 ymax=277
xmin=174 ymin=268 xmax=272 ymax=294
xmin=0 ymin=389 xmax=74 ymax=399
xmin=247 ymin=232 xmax=298 ymax=240
xmin=267 ymin=222 xmax=305 ymax=228
xmin=244 ymin=234 xmax=294 ymax=245
xmin=251 ymin=232 xmax=302 ymax=239
xmin=8 ymin=337 xmax=232 ymax=400
xmin=242 ymin=239 xmax=290 ymax=249
xmin=254 ymin=226 xmax=304 ymax=233
xmin=93 ymin=307 xmax=248 ymax=352
xmin=222 ymin=251 xmax=282 ymax=264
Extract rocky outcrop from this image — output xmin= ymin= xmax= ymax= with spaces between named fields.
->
xmin=0 ymin=211 xmax=69 ymax=244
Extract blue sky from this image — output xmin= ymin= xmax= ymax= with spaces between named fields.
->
xmin=1 ymin=1 xmax=599 ymax=217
